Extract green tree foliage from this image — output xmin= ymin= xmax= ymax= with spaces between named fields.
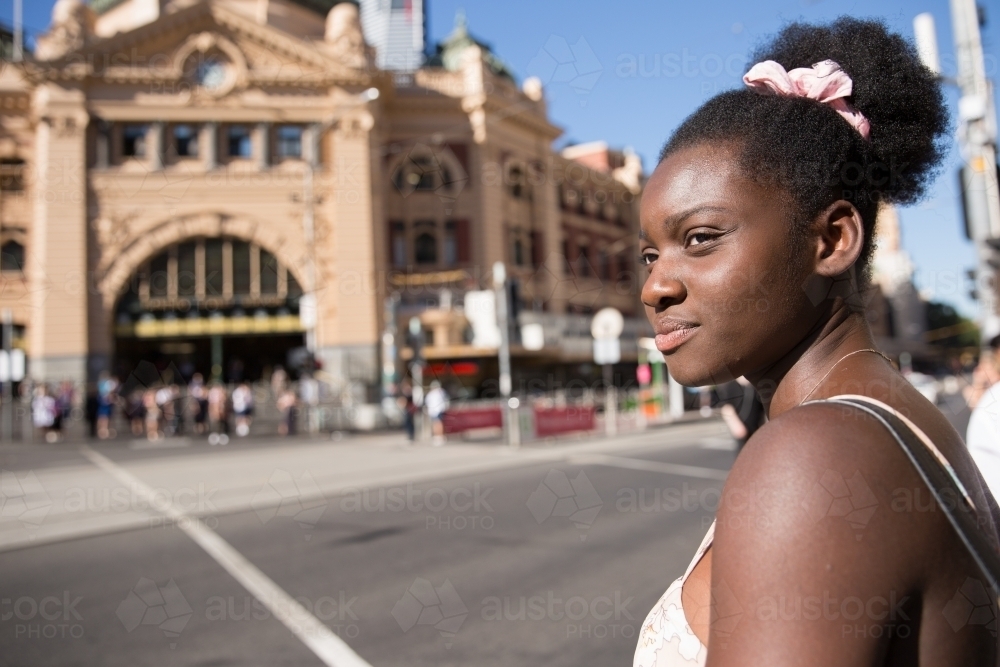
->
xmin=925 ymin=301 xmax=979 ymax=348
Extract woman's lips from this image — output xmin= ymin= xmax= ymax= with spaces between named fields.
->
xmin=654 ymin=326 xmax=698 ymax=352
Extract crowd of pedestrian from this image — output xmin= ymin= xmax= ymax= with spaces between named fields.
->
xmin=18 ymin=367 xmax=305 ymax=443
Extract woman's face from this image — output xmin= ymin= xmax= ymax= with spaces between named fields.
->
xmin=639 ymin=142 xmax=822 ymax=386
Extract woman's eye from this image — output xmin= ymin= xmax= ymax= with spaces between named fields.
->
xmin=687 ymin=232 xmax=716 ymax=247
xmin=640 ymin=252 xmax=657 ymax=266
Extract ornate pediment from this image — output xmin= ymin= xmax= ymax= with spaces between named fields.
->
xmin=29 ymin=1 xmax=371 ymax=92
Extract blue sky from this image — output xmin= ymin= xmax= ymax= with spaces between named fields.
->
xmin=5 ymin=0 xmax=999 ymax=318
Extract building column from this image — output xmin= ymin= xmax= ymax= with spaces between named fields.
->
xmin=30 ymin=86 xmax=90 ymax=383
xmin=255 ymin=122 xmax=270 ymax=169
xmin=95 ymin=119 xmax=110 ymax=169
xmin=304 ymin=123 xmax=321 ymax=168
xmin=148 ymin=121 xmax=164 ymax=170
xmin=202 ymin=121 xmax=217 ymax=170
xmin=317 ymin=114 xmax=379 ymax=401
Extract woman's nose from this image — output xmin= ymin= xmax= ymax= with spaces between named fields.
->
xmin=641 ymin=264 xmax=686 ymax=311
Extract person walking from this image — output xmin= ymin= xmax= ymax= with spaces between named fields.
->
xmin=32 ymin=385 xmax=57 ymax=442
xmin=967 ymin=334 xmax=1000 ymax=500
xmin=232 ymin=382 xmax=254 ymax=437
xmin=424 ymin=381 xmax=449 ymax=445
xmin=207 ymin=382 xmax=229 ymax=444
xmin=188 ymin=373 xmax=208 ymax=435
xmin=277 ymin=388 xmax=298 ymax=436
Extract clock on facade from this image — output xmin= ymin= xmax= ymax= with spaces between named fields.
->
xmin=194 ymin=57 xmax=229 ymax=92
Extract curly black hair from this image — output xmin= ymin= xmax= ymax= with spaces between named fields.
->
xmin=659 ymin=17 xmax=949 ymax=279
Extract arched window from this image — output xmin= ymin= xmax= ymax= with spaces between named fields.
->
xmin=0 ymin=241 xmax=24 ymax=272
xmin=414 ymin=232 xmax=437 ymax=265
xmin=391 ymin=151 xmax=464 ymax=196
xmin=513 ymin=238 xmax=525 ymax=266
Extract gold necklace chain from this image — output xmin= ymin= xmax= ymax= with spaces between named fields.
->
xmin=798 ymin=348 xmax=894 ymax=405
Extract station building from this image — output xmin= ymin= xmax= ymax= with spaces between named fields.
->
xmin=0 ymin=0 xmax=646 ymax=403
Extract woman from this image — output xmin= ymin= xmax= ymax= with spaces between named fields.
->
xmin=634 ymin=18 xmax=999 ymax=666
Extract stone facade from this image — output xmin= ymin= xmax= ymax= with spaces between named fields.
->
xmin=0 ymin=0 xmax=644 ymax=399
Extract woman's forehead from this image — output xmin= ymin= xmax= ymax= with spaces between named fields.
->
xmin=641 ymin=143 xmax=783 ymax=228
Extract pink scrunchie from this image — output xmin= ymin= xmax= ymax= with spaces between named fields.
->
xmin=743 ymin=59 xmax=871 ymax=140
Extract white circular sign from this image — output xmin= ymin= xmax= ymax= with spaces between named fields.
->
xmin=591 ymin=307 xmax=624 ymax=340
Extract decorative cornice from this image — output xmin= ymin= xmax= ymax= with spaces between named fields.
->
xmin=30 ymin=1 xmax=369 ymax=87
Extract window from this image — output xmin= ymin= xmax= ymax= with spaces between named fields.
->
xmin=205 ymin=239 xmax=224 ymax=296
xmin=287 ymin=270 xmax=303 ymax=299
xmin=507 ymin=164 xmax=529 ymax=199
xmin=393 ymin=156 xmax=441 ymax=193
xmin=260 ymin=249 xmax=279 ymax=294
xmin=0 ymin=241 xmax=24 ymax=272
xmin=562 ymin=240 xmax=571 ymax=276
xmin=149 ymin=252 xmax=169 ymax=297
xmin=597 ymin=248 xmax=610 ymax=281
xmin=232 ymin=241 xmax=251 ymax=296
xmin=391 ymin=0 xmax=407 ymax=8
xmin=123 ymin=125 xmax=147 ymax=158
xmin=177 ymin=242 xmax=196 ymax=296
xmin=228 ymin=125 xmax=251 ymax=158
xmin=414 ymin=232 xmax=437 ymax=265
xmin=173 ymin=124 xmax=198 ymax=157
xmin=276 ymin=126 xmax=302 ymax=159
xmin=390 ymin=222 xmax=406 ymax=267
xmin=530 ymin=231 xmax=544 ymax=268
xmin=0 ymin=159 xmax=25 ymax=191
xmin=444 ymin=222 xmax=457 ymax=266
xmin=576 ymin=243 xmax=591 ymax=277
xmin=513 ymin=237 xmax=525 ymax=266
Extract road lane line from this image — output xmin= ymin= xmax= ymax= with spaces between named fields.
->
xmin=79 ymin=445 xmax=372 ymax=667
xmin=567 ymin=453 xmax=729 ymax=480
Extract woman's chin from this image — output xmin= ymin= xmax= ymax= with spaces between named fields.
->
xmin=664 ymin=358 xmax=736 ymax=388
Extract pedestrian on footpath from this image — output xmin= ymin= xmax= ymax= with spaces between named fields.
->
xmin=277 ymin=388 xmax=297 ymax=436
xmin=967 ymin=334 xmax=1000 ymax=499
xmin=232 ymin=382 xmax=254 ymax=437
xmin=207 ymin=382 xmax=230 ymax=444
xmin=96 ymin=373 xmax=117 ymax=439
xmin=424 ymin=381 xmax=449 ymax=445
xmin=32 ymin=384 xmax=57 ymax=443
xmin=634 ymin=18 xmax=999 ymax=667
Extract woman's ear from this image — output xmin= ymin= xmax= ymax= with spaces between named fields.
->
xmin=812 ymin=199 xmax=865 ymax=277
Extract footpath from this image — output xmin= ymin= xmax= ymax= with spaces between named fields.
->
xmin=0 ymin=419 xmax=728 ymax=554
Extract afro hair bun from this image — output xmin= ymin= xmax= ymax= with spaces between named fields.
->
xmin=750 ymin=16 xmax=949 ymax=205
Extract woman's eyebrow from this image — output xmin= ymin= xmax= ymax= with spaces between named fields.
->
xmin=663 ymin=205 xmax=729 ymax=233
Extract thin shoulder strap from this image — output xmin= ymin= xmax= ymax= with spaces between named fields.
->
xmin=815 ymin=395 xmax=1000 ymax=597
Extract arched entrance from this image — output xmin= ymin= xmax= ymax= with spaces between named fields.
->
xmin=112 ymin=236 xmax=306 ymax=383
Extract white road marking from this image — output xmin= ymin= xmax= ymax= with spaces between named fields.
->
xmin=567 ymin=453 xmax=729 ymax=480
xmin=698 ymin=436 xmax=737 ymax=451
xmin=79 ymin=446 xmax=372 ymax=667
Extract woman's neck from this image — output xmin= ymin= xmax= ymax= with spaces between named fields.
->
xmin=747 ymin=301 xmax=879 ymax=419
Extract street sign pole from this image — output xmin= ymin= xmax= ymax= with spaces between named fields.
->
xmin=603 ymin=362 xmax=616 ymax=436
xmin=591 ymin=308 xmax=624 ymax=437
xmin=493 ymin=262 xmax=519 ymax=448
xmin=1 ymin=309 xmax=10 ymax=441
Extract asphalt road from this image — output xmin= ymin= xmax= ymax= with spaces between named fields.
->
xmin=0 ymin=424 xmax=735 ymax=667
